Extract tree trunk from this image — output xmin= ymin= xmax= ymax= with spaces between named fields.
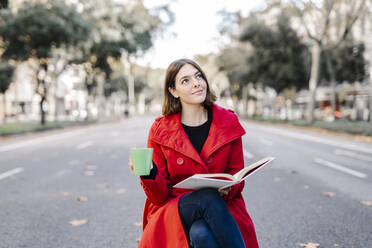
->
xmin=2 ymin=93 xmax=6 ymax=123
xmin=242 ymin=85 xmax=249 ymax=117
xmin=40 ymin=95 xmax=46 ymax=125
xmin=369 ymin=78 xmax=372 ymax=122
xmin=38 ymin=62 xmax=48 ymax=125
xmin=307 ymin=42 xmax=321 ymax=123
xmin=325 ymin=51 xmax=337 ymax=121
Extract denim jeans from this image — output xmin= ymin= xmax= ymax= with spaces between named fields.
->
xmin=178 ymin=188 xmax=246 ymax=248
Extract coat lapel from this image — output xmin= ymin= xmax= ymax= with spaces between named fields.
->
xmin=151 ymin=112 xmax=206 ymax=166
xmin=200 ymin=104 xmax=245 ymax=161
xmin=151 ymin=104 xmax=245 ymax=166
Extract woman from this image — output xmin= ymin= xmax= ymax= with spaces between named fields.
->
xmin=130 ymin=58 xmax=259 ymax=248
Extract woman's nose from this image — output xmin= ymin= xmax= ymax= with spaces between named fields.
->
xmin=192 ymin=77 xmax=201 ymax=87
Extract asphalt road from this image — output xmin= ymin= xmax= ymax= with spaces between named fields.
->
xmin=0 ymin=115 xmax=371 ymax=248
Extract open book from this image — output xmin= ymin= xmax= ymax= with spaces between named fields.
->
xmin=173 ymin=157 xmax=275 ymax=190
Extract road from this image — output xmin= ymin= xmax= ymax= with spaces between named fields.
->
xmin=0 ymin=115 xmax=371 ymax=248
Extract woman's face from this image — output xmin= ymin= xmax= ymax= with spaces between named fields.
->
xmin=169 ymin=63 xmax=207 ymax=106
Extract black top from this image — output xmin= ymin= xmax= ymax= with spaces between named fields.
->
xmin=141 ymin=107 xmax=212 ymax=180
xmin=182 ymin=107 xmax=212 ymax=154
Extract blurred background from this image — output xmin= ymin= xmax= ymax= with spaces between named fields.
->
xmin=1 ymin=0 xmax=372 ymax=135
xmin=1 ymin=1 xmax=372 ymax=248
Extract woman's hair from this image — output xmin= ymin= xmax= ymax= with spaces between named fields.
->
xmin=162 ymin=58 xmax=216 ymax=116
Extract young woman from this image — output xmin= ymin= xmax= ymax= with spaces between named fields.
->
xmin=129 ymin=58 xmax=259 ymax=248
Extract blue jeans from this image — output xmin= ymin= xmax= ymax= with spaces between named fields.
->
xmin=178 ymin=188 xmax=246 ymax=248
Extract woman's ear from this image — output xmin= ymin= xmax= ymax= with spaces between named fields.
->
xmin=168 ymin=87 xmax=179 ymax=99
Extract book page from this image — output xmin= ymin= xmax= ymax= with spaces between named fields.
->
xmin=193 ymin=173 xmax=235 ymax=181
xmin=234 ymin=157 xmax=275 ymax=180
xmin=173 ymin=176 xmax=237 ymax=190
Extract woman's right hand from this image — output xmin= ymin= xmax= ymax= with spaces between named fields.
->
xmin=128 ymin=155 xmax=134 ymax=173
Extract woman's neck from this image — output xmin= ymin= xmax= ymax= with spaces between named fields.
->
xmin=181 ymin=104 xmax=207 ymax=126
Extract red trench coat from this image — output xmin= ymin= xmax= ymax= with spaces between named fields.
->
xmin=138 ymin=104 xmax=259 ymax=248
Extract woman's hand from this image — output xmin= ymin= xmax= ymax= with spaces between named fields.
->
xmin=128 ymin=155 xmax=134 ymax=173
xmin=218 ymin=187 xmax=231 ymax=197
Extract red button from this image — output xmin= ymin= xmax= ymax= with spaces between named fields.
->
xmin=177 ymin=158 xmax=184 ymax=165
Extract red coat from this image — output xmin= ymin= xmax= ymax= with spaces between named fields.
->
xmin=139 ymin=104 xmax=259 ymax=248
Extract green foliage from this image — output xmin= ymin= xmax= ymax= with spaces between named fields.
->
xmin=0 ymin=0 xmax=92 ymax=60
xmin=0 ymin=62 xmax=14 ymax=93
xmin=320 ymin=41 xmax=367 ymax=84
xmin=239 ymin=14 xmax=310 ymax=93
xmin=0 ymin=0 xmax=8 ymax=9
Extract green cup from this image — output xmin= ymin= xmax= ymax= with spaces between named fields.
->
xmin=130 ymin=148 xmax=153 ymax=176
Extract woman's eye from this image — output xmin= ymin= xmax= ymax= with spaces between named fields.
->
xmin=196 ymin=73 xmax=202 ymax=79
xmin=182 ymin=79 xmax=189 ymax=84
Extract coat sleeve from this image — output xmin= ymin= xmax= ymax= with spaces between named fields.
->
xmin=139 ymin=120 xmax=171 ymax=206
xmin=224 ymin=136 xmax=245 ymax=201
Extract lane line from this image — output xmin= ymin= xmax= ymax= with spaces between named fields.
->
xmin=76 ymin=141 xmax=93 ymax=150
xmin=334 ymin=149 xmax=372 ymax=163
xmin=243 ymin=122 xmax=372 ymax=154
xmin=0 ymin=167 xmax=24 ymax=181
xmin=0 ymin=130 xmax=85 ymax=153
xmin=314 ymin=157 xmax=367 ymax=178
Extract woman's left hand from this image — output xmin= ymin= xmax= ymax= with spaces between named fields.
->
xmin=218 ymin=187 xmax=231 ymax=197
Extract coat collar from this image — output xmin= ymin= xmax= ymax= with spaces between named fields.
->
xmin=151 ymin=104 xmax=246 ymax=166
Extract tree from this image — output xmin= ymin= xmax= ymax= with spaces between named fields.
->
xmin=240 ymin=14 xmax=310 ymax=93
xmin=0 ymin=0 xmax=92 ymax=124
xmin=75 ymin=0 xmax=171 ymax=117
xmin=288 ymin=0 xmax=369 ymax=122
xmin=0 ymin=62 xmax=14 ymax=123
xmin=0 ymin=0 xmax=8 ymax=9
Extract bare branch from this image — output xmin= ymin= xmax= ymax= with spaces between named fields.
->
xmin=289 ymin=0 xmax=320 ymax=42
xmin=320 ymin=0 xmax=335 ymax=40
xmin=335 ymin=0 xmax=367 ymax=47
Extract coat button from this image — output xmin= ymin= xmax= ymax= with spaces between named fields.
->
xmin=206 ymin=157 xmax=213 ymax=163
xmin=177 ymin=158 xmax=184 ymax=165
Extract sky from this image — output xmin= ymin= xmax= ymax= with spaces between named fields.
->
xmin=139 ymin=0 xmax=265 ymax=69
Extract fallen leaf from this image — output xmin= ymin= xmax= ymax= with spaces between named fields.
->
xmin=69 ymin=219 xmax=88 ymax=226
xmin=61 ymin=192 xmax=69 ymax=196
xmin=116 ymin=188 xmax=126 ymax=194
xmin=360 ymin=201 xmax=372 ymax=206
xmin=297 ymin=242 xmax=320 ymax=248
xmin=84 ymin=171 xmax=95 ymax=176
xmin=77 ymin=196 xmax=88 ymax=202
xmin=134 ymin=222 xmax=142 ymax=227
xmin=290 ymin=170 xmax=298 ymax=174
xmin=274 ymin=177 xmax=281 ymax=182
xmin=323 ymin=192 xmax=335 ymax=197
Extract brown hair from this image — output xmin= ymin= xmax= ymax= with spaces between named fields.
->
xmin=162 ymin=58 xmax=216 ymax=116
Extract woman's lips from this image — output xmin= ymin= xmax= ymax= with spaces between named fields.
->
xmin=192 ymin=90 xmax=203 ymax=95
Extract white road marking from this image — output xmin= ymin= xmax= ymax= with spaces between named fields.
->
xmin=76 ymin=141 xmax=93 ymax=150
xmin=314 ymin=157 xmax=367 ymax=179
xmin=0 ymin=130 xmax=84 ymax=153
xmin=243 ymin=150 xmax=254 ymax=159
xmin=334 ymin=149 xmax=372 ymax=163
xmin=0 ymin=167 xmax=24 ymax=181
xmin=244 ymin=123 xmax=372 ymax=154
xmin=260 ymin=138 xmax=273 ymax=146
